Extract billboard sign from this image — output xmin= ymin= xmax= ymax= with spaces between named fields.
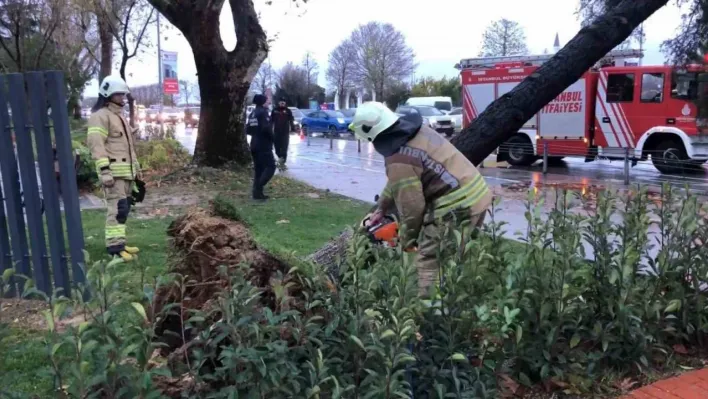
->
xmin=162 ymin=51 xmax=179 ymax=95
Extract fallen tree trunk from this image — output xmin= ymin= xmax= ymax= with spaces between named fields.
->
xmin=451 ymin=0 xmax=669 ymax=166
xmin=308 ymin=0 xmax=669 ymax=268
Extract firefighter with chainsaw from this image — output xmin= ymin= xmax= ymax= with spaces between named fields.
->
xmin=350 ymin=102 xmax=492 ymax=297
xmin=87 ymin=75 xmax=146 ymax=262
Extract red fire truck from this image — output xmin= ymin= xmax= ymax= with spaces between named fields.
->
xmin=458 ymin=49 xmax=708 ymax=174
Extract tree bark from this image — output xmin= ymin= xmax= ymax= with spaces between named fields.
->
xmin=148 ymin=0 xmax=267 ymax=167
xmin=194 ymin=60 xmax=252 ymax=166
xmin=450 ymin=0 xmax=669 ymax=166
xmin=97 ymin=14 xmax=113 ymax=82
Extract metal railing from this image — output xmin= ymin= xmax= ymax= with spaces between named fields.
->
xmin=496 ymin=141 xmax=708 ymax=194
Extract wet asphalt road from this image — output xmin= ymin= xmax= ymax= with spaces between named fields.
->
xmin=175 ymin=126 xmax=708 ymax=195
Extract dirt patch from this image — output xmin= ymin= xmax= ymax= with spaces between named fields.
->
xmin=152 ymin=208 xmax=299 ymax=354
xmin=0 ymin=298 xmax=86 ymax=332
xmin=0 ymin=298 xmax=47 ymax=330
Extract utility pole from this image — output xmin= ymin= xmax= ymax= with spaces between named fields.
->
xmin=157 ymin=11 xmax=163 ymax=135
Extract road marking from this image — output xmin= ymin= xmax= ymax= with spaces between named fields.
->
xmin=305 ymin=152 xmax=385 ymax=164
xmin=294 ymin=147 xmax=386 ymax=164
xmin=294 ymin=156 xmax=386 ymax=174
xmin=483 ymin=176 xmax=520 ymax=183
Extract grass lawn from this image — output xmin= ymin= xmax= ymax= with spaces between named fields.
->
xmin=0 ymin=172 xmax=371 ymax=398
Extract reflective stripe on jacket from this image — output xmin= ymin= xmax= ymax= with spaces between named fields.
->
xmin=86 ymin=103 xmax=140 ymax=179
xmin=378 ymin=126 xmax=492 ymax=244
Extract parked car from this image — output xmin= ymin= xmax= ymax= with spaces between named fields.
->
xmin=145 ymin=109 xmax=161 ymax=123
xmin=185 ymin=106 xmax=200 ymax=128
xmin=448 ymin=107 xmax=463 ymax=133
xmin=339 ymin=108 xmax=357 ymax=118
xmin=163 ymin=107 xmax=184 ymax=124
xmin=301 ymin=110 xmax=352 ymax=137
xmin=394 ymin=105 xmax=454 ymax=137
xmin=289 ymin=107 xmax=304 ymax=132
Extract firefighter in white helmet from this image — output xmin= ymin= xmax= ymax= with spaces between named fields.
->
xmin=86 ymin=75 xmax=144 ymax=262
xmin=350 ymin=102 xmax=492 ymax=297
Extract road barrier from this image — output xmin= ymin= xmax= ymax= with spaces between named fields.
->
xmin=500 ymin=141 xmax=708 ymax=193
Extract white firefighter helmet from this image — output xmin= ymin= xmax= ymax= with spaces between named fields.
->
xmin=99 ymin=75 xmax=130 ymax=98
xmin=349 ymin=101 xmax=400 ymax=142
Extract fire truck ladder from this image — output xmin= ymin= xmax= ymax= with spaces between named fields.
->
xmin=456 ymin=49 xmax=644 ymax=70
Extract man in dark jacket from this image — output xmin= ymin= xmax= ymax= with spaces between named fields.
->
xmin=270 ymin=97 xmax=294 ymax=171
xmin=248 ymin=94 xmax=275 ymax=200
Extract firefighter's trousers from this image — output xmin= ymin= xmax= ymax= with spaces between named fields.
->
xmin=103 ymin=178 xmax=133 ymax=255
xmin=415 ymin=209 xmax=487 ymax=297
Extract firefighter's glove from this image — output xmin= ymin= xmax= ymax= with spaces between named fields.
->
xmin=130 ymin=178 xmax=147 ymax=205
xmin=100 ymin=169 xmax=114 ymax=188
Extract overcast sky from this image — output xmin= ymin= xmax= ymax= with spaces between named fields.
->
xmin=84 ymin=0 xmax=687 ymax=97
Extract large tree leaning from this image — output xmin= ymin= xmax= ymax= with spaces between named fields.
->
xmin=451 ymin=0 xmax=669 ymax=166
xmin=148 ymin=0 xmax=268 ymax=167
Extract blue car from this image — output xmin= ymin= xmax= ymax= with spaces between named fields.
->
xmin=301 ymin=110 xmax=352 ymax=137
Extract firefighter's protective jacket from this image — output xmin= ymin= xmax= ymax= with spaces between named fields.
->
xmin=376 ymin=117 xmax=492 ymax=245
xmin=86 ymin=103 xmax=140 ymax=180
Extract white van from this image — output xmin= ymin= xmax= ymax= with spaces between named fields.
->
xmin=405 ymin=96 xmax=453 ymax=114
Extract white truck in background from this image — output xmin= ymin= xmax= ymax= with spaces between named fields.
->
xmin=405 ymin=96 xmax=453 ymax=114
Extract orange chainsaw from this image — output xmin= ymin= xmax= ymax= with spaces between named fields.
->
xmin=363 ymin=214 xmax=399 ymax=247
xmin=363 ymin=194 xmax=400 ymax=248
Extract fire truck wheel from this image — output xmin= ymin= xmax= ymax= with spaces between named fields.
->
xmin=505 ymin=135 xmax=536 ymax=166
xmin=651 ymin=140 xmax=689 ymax=175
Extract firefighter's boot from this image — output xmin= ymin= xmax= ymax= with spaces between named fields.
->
xmin=124 ymin=246 xmax=140 ymax=255
xmin=114 ymin=251 xmax=134 ymax=262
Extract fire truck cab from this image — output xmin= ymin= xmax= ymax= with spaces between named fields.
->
xmin=458 ymin=50 xmax=708 ymax=174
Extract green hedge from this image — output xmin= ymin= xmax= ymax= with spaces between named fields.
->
xmin=7 ymin=185 xmax=708 ymax=397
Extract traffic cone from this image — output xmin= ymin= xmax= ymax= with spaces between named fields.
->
xmin=299 ymin=128 xmax=305 ymax=140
